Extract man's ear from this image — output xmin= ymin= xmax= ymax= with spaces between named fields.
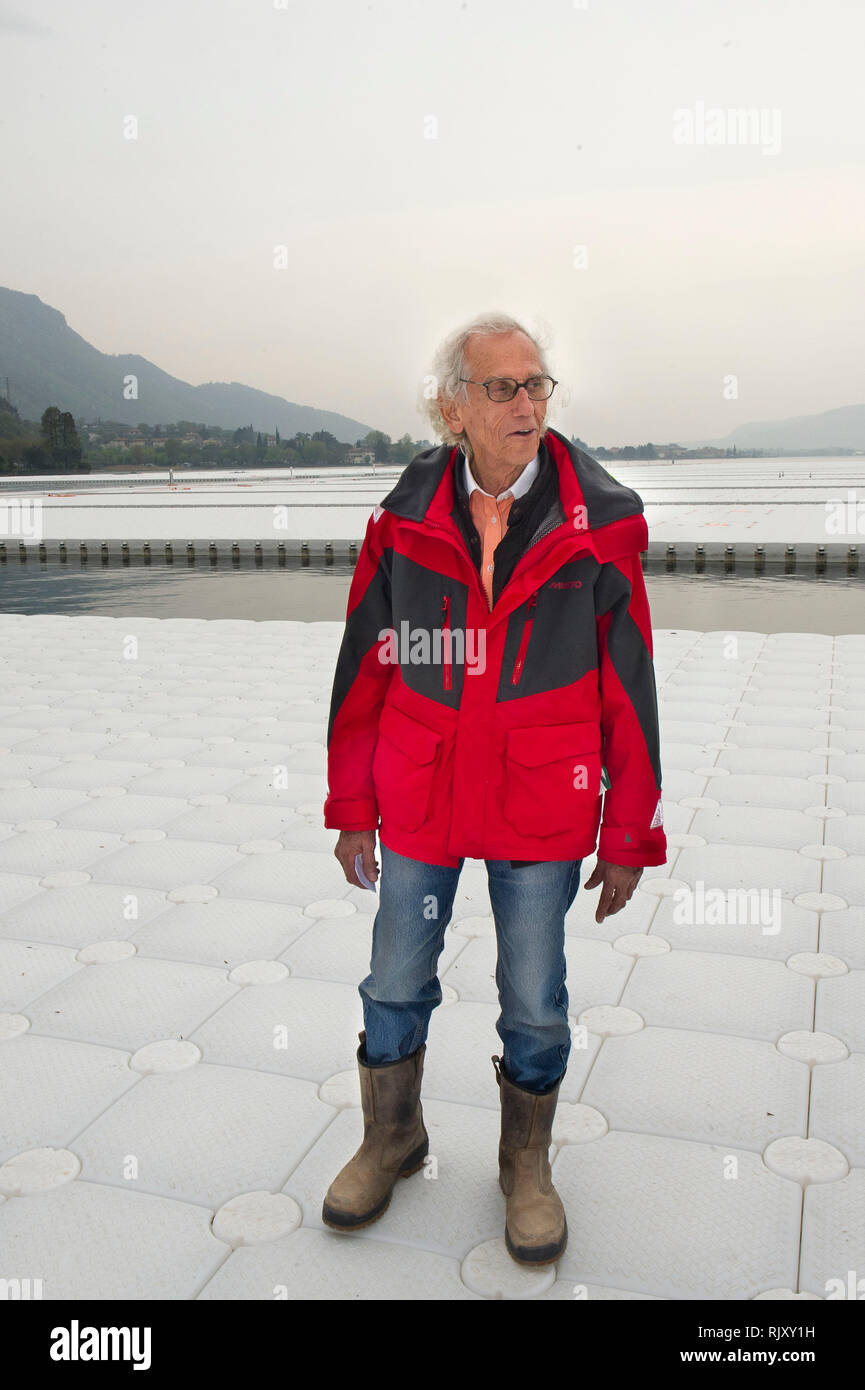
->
xmin=438 ymin=394 xmax=463 ymax=434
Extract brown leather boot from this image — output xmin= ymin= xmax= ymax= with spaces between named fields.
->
xmin=492 ymin=1053 xmax=568 ymax=1265
xmin=321 ymin=1030 xmax=429 ymax=1231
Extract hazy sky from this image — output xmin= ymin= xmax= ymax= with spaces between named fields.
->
xmin=2 ymin=0 xmax=863 ymax=444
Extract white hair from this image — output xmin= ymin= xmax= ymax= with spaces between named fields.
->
xmin=418 ymin=311 xmax=555 ymax=463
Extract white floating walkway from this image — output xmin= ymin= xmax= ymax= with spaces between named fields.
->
xmin=2 ymin=458 xmax=864 ymax=563
xmin=0 ymin=614 xmax=863 ymax=1301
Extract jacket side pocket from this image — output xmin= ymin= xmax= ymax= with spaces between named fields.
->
xmin=503 ymin=720 xmax=602 ymax=838
xmin=372 ymin=704 xmax=443 ymax=832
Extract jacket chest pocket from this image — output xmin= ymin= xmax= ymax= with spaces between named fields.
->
xmin=503 ymin=721 xmax=602 ymax=838
xmin=373 ymin=704 xmax=444 ymax=832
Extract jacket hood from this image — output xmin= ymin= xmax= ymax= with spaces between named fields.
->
xmin=377 ymin=426 xmax=648 ymax=562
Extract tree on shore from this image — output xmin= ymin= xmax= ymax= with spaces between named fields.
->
xmin=34 ymin=406 xmax=84 ymax=471
xmin=363 ymin=429 xmax=391 ymax=462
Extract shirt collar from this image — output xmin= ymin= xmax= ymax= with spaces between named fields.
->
xmin=462 ymin=448 xmax=539 ymax=503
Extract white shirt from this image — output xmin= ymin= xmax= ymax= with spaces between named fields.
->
xmin=462 ymin=449 xmax=539 ymax=502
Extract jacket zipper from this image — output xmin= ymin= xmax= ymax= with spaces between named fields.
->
xmin=441 ymin=593 xmax=452 ymax=690
xmin=510 ymin=590 xmax=538 ymax=685
xmin=422 ymin=511 xmax=575 ymax=631
xmin=423 ymin=516 xmax=491 ymax=616
xmin=517 ymin=516 xmax=566 ymax=566
xmin=423 ymin=512 xmax=566 ymax=616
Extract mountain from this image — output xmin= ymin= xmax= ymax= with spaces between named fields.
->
xmin=0 ymin=288 xmax=374 ymax=442
xmin=6 ymin=286 xmax=860 ymax=453
xmin=684 ymin=403 xmax=865 ymax=452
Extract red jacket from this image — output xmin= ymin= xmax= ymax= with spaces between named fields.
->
xmin=324 ymin=427 xmax=666 ymax=869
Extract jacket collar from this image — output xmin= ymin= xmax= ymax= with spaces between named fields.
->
xmin=378 ymin=426 xmax=647 ymax=561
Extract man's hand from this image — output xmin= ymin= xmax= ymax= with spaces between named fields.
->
xmin=582 ymin=857 xmax=643 ymax=923
xmin=334 ymin=829 xmax=379 ymax=889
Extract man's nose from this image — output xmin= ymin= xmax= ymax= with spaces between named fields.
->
xmin=512 ymin=385 xmax=535 ymax=412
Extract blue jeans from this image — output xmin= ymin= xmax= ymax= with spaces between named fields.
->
xmin=358 ymin=844 xmax=582 ymax=1094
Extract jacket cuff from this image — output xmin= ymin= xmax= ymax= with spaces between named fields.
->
xmin=323 ymin=794 xmax=380 ymax=832
xmin=597 ymin=823 xmax=667 ymax=868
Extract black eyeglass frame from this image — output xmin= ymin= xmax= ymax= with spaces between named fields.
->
xmin=458 ymin=375 xmax=558 ymax=402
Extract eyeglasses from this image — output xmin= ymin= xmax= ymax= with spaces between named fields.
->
xmin=459 ymin=375 xmax=558 ymax=402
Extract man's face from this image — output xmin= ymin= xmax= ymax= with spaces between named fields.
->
xmin=439 ymin=330 xmax=548 ymax=471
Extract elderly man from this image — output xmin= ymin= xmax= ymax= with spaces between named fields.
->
xmin=321 ymin=312 xmax=666 ymax=1265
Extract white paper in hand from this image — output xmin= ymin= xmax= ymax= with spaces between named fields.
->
xmin=354 ymin=851 xmax=378 ymax=892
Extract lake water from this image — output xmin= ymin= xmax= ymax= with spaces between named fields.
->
xmin=0 ymin=557 xmax=863 ymax=633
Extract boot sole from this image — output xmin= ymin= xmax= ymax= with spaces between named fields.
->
xmin=321 ymin=1141 xmax=429 ymax=1231
xmin=504 ymin=1216 xmax=568 ymax=1267
xmin=498 ymin=1172 xmax=568 ymax=1265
